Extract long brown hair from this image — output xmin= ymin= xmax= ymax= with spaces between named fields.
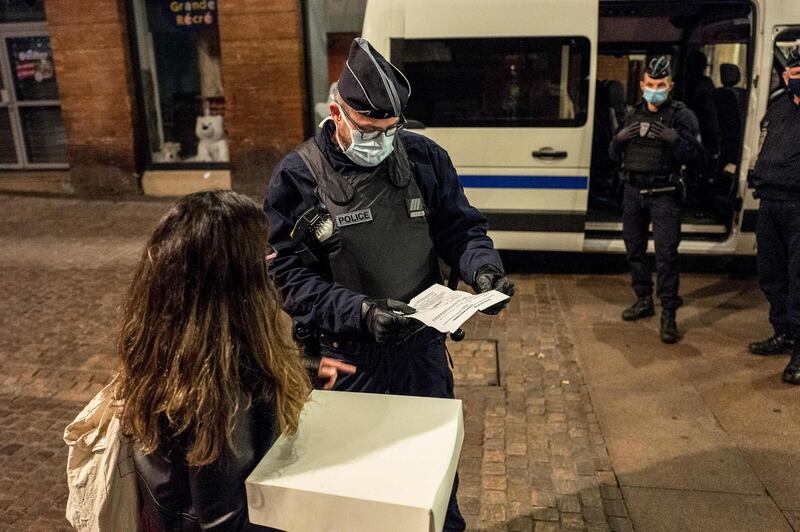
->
xmin=116 ymin=190 xmax=310 ymax=466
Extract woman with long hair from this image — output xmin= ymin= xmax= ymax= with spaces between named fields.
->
xmin=115 ymin=190 xmax=314 ymax=531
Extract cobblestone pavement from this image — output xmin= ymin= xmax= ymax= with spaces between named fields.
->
xmin=0 ymin=194 xmax=631 ymax=532
xmin=452 ymin=281 xmax=631 ymax=532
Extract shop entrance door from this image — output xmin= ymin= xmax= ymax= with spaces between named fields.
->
xmin=0 ymin=23 xmax=68 ymax=169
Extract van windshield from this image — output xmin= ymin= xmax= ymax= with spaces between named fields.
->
xmin=390 ymin=37 xmax=590 ymax=128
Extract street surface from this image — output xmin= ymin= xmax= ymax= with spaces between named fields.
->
xmin=0 ymin=194 xmax=797 ymax=531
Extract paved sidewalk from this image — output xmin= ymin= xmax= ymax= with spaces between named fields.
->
xmin=451 ymin=275 xmax=632 ymax=532
xmin=9 ymin=194 xmax=794 ymax=531
xmin=0 ymin=196 xmax=167 ymax=532
xmin=555 ymin=273 xmax=800 ymax=531
xmin=0 ymin=194 xmax=631 ymax=531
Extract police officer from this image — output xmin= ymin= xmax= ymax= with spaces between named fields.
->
xmin=609 ymin=56 xmax=706 ymax=344
xmin=748 ymin=46 xmax=800 ymax=385
xmin=264 ymin=38 xmax=515 ymax=531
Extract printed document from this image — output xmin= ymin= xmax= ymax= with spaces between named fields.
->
xmin=407 ymin=284 xmax=510 ymax=333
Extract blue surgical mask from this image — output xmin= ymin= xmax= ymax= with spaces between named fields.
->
xmin=788 ymin=77 xmax=800 ymax=98
xmin=334 ymin=106 xmax=395 ymax=167
xmin=643 ymin=87 xmax=669 ymax=106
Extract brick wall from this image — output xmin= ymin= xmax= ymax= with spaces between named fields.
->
xmin=45 ymin=0 xmax=139 ymax=194
xmin=217 ymin=0 xmax=307 ymax=194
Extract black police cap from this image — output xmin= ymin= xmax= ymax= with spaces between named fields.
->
xmin=337 ymin=38 xmax=411 ymax=119
xmin=645 ymin=56 xmax=672 ymax=79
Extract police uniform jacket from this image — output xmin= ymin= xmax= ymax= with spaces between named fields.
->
xmin=264 ymin=121 xmax=503 ymax=338
xmin=608 ymin=98 xmax=705 ymax=184
xmin=752 ymin=93 xmax=800 ymax=200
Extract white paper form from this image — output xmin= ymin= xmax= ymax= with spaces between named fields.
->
xmin=407 ymin=284 xmax=510 ymax=333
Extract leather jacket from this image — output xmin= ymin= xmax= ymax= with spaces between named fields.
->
xmin=133 ymin=400 xmax=280 ymax=532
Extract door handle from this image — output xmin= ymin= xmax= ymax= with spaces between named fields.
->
xmin=532 ymin=147 xmax=568 ymax=159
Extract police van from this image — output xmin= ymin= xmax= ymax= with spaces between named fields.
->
xmin=361 ymin=0 xmax=800 ymax=254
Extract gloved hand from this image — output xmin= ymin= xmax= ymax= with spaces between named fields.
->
xmin=362 ymin=298 xmax=420 ymax=344
xmin=649 ymin=121 xmax=679 ymax=144
xmin=614 ymin=122 xmax=640 ymax=144
xmin=472 ymin=264 xmax=516 ymax=315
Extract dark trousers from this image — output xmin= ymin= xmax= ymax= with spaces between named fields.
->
xmin=322 ymin=331 xmax=466 ymax=532
xmin=756 ymin=199 xmax=800 ymax=340
xmin=622 ymin=184 xmax=683 ymax=310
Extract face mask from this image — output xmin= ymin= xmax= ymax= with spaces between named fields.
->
xmin=788 ymin=78 xmax=800 ymax=98
xmin=334 ymin=106 xmax=395 ymax=167
xmin=643 ymin=87 xmax=669 ymax=106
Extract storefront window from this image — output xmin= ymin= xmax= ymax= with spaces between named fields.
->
xmin=0 ymin=31 xmax=67 ymax=167
xmin=0 ymin=0 xmax=45 ymax=23
xmin=19 ymin=106 xmax=67 ymax=163
xmin=7 ymin=36 xmax=58 ymax=101
xmin=130 ymin=0 xmax=228 ymax=165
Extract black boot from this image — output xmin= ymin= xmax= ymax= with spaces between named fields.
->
xmin=783 ymin=348 xmax=800 ymax=385
xmin=748 ymin=334 xmax=794 ymax=356
xmin=660 ymin=309 xmax=679 ymax=344
xmin=622 ymin=296 xmax=655 ymax=321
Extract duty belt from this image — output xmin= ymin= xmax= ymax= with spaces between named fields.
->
xmin=639 ymin=185 xmax=677 ymax=196
xmin=626 ymin=172 xmax=677 ymax=192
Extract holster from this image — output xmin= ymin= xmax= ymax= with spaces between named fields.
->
xmin=294 ymin=324 xmax=322 ymax=382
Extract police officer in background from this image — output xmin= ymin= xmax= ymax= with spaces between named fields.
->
xmin=264 ymin=38 xmax=515 ymax=531
xmin=609 ymin=56 xmax=706 ymax=344
xmin=748 ymin=46 xmax=800 ymax=385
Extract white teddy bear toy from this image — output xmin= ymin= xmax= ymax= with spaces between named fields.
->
xmin=153 ymin=141 xmax=181 ymax=162
xmin=195 ymin=114 xmax=229 ymax=162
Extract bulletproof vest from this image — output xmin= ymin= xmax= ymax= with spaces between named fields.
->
xmin=294 ymin=136 xmax=441 ymax=302
xmin=622 ymin=101 xmax=681 ymax=177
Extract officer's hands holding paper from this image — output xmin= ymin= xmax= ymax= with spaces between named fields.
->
xmin=406 ymin=284 xmax=511 ymax=334
xmin=362 ymin=298 xmax=421 ymax=344
xmin=472 ymin=264 xmax=516 ymax=315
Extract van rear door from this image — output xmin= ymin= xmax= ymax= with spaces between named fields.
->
xmin=363 ymin=0 xmax=598 ymax=251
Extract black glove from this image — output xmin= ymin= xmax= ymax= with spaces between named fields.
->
xmin=472 ymin=264 xmax=515 ymax=315
xmin=362 ymin=298 xmax=420 ymax=345
xmin=614 ymin=122 xmax=640 ymax=144
xmin=649 ymin=121 xmax=679 ymax=144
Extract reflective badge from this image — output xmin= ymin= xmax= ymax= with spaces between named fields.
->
xmin=335 ymin=208 xmax=373 ymax=227
xmin=406 ymin=197 xmax=426 ymax=218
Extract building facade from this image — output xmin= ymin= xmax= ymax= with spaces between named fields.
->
xmin=0 ymin=0 xmax=335 ymax=196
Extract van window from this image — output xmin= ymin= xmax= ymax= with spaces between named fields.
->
xmin=390 ymin=37 xmax=590 ymax=128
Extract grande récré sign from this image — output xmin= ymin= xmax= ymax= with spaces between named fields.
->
xmin=166 ymin=1 xmax=218 ymax=30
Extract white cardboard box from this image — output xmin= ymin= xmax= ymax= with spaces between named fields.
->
xmin=245 ymin=390 xmax=464 ymax=532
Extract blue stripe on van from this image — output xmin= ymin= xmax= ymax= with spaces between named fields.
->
xmin=459 ymin=175 xmax=589 ymax=190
